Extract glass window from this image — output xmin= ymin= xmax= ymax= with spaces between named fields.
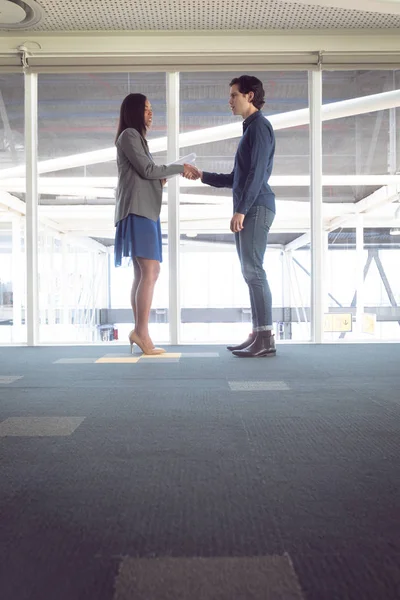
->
xmin=323 ymin=70 xmax=400 ymax=341
xmin=37 ymin=73 xmax=168 ymax=344
xmin=179 ymin=71 xmax=310 ymax=342
xmin=0 ymin=74 xmax=26 ymax=344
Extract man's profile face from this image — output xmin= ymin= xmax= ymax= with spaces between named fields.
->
xmin=229 ymin=84 xmax=253 ymax=117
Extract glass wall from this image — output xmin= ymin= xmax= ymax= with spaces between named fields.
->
xmin=37 ymin=72 xmax=168 ymax=343
xmin=3 ymin=67 xmax=399 ymax=346
xmin=36 ymin=226 xmax=108 ymax=342
xmin=323 ymin=70 xmax=400 ymax=342
xmin=0 ymin=74 xmax=26 ymax=344
xmin=179 ymin=71 xmax=311 ymax=343
xmin=284 ymin=244 xmax=312 ymax=341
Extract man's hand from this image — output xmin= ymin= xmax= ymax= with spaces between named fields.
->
xmin=161 ymin=178 xmax=167 ymax=187
xmin=230 ymin=212 xmax=245 ymax=233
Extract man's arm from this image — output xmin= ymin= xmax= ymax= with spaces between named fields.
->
xmin=235 ymin=125 xmax=272 ymax=215
xmin=201 ymin=170 xmax=234 ymax=188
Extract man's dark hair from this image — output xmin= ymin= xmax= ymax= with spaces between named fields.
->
xmin=229 ymin=75 xmax=265 ymax=110
xmin=115 ymin=93 xmax=147 ymax=144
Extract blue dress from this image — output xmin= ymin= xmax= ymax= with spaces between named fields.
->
xmin=114 ymin=214 xmax=163 ymax=267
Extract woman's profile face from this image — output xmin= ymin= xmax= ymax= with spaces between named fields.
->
xmin=144 ymin=99 xmax=153 ymax=131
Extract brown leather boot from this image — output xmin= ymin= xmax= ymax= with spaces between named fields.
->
xmin=232 ymin=331 xmax=276 ymax=358
xmin=226 ymin=331 xmax=256 ymax=352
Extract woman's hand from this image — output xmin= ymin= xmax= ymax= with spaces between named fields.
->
xmin=182 ymin=164 xmax=202 ymax=180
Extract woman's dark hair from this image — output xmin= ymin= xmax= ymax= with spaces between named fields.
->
xmin=229 ymin=75 xmax=265 ymax=110
xmin=115 ymin=93 xmax=147 ymax=144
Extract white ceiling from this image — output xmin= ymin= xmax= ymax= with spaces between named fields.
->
xmin=283 ymin=0 xmax=400 ymax=16
xmin=1 ymin=0 xmax=400 ymax=31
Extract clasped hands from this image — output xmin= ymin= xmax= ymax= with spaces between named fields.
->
xmin=182 ymin=164 xmax=202 ymax=180
xmin=161 ymin=164 xmax=200 ymax=187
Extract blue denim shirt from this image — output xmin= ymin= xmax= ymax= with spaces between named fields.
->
xmin=202 ymin=110 xmax=275 ymax=215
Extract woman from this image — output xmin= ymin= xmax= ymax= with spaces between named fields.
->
xmin=114 ymin=93 xmax=195 ymax=355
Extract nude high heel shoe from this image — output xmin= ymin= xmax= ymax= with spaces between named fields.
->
xmin=128 ymin=330 xmax=166 ymax=355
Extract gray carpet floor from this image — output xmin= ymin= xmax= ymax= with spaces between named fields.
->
xmin=0 ymin=343 xmax=399 ymax=600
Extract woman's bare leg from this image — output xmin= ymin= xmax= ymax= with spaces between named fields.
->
xmin=134 ymin=257 xmax=160 ymax=347
xmin=130 ymin=257 xmax=141 ymax=324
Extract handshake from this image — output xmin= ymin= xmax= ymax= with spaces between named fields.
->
xmin=182 ymin=164 xmax=202 ymax=180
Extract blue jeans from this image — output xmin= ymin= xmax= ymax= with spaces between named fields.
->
xmin=235 ymin=205 xmax=275 ymax=331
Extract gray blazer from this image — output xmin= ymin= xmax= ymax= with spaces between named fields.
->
xmin=115 ymin=128 xmax=184 ymax=224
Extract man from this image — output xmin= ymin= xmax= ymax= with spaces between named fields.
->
xmin=192 ymin=75 xmax=276 ymax=357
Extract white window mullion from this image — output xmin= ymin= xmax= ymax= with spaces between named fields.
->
xmin=24 ymin=72 xmax=39 ymax=346
xmin=309 ymin=70 xmax=324 ymax=343
xmin=166 ymin=72 xmax=181 ymax=345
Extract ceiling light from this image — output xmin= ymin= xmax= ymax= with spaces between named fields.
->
xmin=0 ymin=0 xmax=44 ymax=29
xmin=0 ymin=0 xmax=25 ymax=23
xmin=389 ymin=228 xmax=400 ymax=236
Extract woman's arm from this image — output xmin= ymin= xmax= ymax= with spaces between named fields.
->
xmin=118 ymin=129 xmax=184 ymax=179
